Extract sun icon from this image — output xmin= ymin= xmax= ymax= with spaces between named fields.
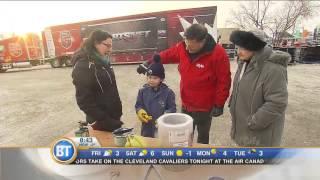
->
xmin=176 ymin=150 xmax=183 ymax=157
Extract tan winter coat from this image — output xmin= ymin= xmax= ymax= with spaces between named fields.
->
xmin=229 ymin=46 xmax=290 ymax=146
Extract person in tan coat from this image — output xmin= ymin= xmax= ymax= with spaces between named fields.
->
xmin=229 ymin=29 xmax=290 ymax=146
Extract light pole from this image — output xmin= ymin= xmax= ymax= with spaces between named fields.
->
xmin=257 ymin=0 xmax=260 ymax=29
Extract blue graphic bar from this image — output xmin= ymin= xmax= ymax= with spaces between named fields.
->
xmin=70 ymin=148 xmax=300 ymax=165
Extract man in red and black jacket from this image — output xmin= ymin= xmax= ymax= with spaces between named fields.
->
xmin=137 ymin=24 xmax=231 ymax=144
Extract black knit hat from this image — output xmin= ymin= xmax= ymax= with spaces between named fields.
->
xmin=229 ymin=30 xmax=267 ymax=51
xmin=148 ymin=54 xmax=165 ymax=79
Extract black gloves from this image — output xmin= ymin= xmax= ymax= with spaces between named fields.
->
xmin=210 ymin=106 xmax=224 ymax=117
xmin=136 ymin=54 xmax=161 ymax=75
xmin=136 ymin=61 xmax=151 ymax=75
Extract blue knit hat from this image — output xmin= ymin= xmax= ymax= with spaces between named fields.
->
xmin=147 ymin=54 xmax=165 ymax=79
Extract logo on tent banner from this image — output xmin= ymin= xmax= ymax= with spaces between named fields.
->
xmin=8 ymin=43 xmax=23 ymax=57
xmin=60 ymin=31 xmax=73 ymax=49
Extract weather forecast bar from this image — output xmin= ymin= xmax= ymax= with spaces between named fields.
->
xmin=70 ymin=148 xmax=297 ymax=165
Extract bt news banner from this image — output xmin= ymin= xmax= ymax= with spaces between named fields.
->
xmin=51 ymin=137 xmax=320 ymax=167
xmin=52 ymin=137 xmax=288 ymax=165
xmin=1 ymin=137 xmax=320 ymax=179
xmin=39 ymin=137 xmax=319 ymax=179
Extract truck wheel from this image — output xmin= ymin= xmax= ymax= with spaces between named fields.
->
xmin=50 ymin=58 xmax=62 ymax=68
xmin=64 ymin=58 xmax=73 ymax=67
xmin=30 ymin=60 xmax=40 ymax=66
xmin=0 ymin=69 xmax=7 ymax=73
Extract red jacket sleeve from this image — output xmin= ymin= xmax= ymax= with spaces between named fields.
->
xmin=214 ymin=46 xmax=232 ymax=107
xmin=159 ymin=43 xmax=181 ymax=64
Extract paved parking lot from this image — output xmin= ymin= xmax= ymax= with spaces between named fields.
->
xmin=1 ymin=62 xmax=319 ymax=147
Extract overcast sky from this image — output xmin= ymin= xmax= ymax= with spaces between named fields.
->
xmin=0 ymin=1 xmax=319 ymax=36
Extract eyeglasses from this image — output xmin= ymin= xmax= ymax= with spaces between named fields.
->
xmin=184 ymin=38 xmax=205 ymax=46
xmin=101 ymin=42 xmax=112 ymax=48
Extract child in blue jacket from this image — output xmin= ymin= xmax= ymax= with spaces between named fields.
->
xmin=135 ymin=59 xmax=176 ymax=138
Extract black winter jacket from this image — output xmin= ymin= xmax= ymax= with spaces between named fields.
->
xmin=72 ymin=49 xmax=123 ymax=131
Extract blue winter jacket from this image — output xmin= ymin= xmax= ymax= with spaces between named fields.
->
xmin=135 ymin=83 xmax=176 ymax=123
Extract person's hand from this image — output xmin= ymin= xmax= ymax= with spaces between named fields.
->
xmin=210 ymin=106 xmax=224 ymax=117
xmin=137 ymin=109 xmax=153 ymax=123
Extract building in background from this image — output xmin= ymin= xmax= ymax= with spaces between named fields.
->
xmin=217 ymin=28 xmax=238 ymax=60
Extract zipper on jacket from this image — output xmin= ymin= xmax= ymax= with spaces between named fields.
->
xmin=232 ymin=62 xmax=244 ymax=112
xmin=73 ymin=61 xmax=79 ymax=70
xmin=94 ymin=65 xmax=104 ymax=93
xmin=102 ymin=66 xmax=113 ymax=85
xmin=250 ymin=69 xmax=263 ymax=116
xmin=87 ymin=56 xmax=105 ymax=93
xmin=232 ymin=61 xmax=245 ymax=136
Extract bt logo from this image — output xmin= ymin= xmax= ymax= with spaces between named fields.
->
xmin=51 ymin=138 xmax=77 ymax=164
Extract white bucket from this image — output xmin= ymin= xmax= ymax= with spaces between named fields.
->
xmin=157 ymin=113 xmax=193 ymax=147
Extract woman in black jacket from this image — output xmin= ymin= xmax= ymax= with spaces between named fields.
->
xmin=72 ymin=30 xmax=123 ymax=131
